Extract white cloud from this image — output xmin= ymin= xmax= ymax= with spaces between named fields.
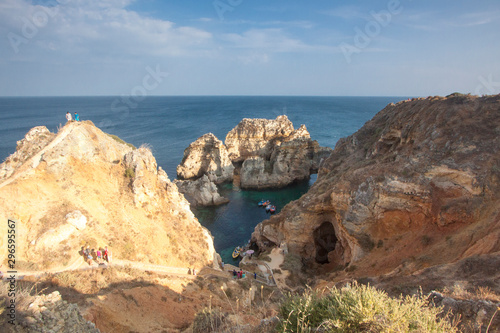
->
xmin=221 ymin=28 xmax=319 ymax=53
xmin=1 ymin=0 xmax=213 ymax=59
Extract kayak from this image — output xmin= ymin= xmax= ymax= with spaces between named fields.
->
xmin=232 ymin=247 xmax=241 ymax=258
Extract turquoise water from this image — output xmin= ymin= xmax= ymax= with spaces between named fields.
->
xmin=0 ymin=96 xmax=406 ymax=262
xmin=193 ymin=175 xmax=317 ymax=264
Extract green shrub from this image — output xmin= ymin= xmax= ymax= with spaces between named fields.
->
xmin=106 ymin=133 xmax=136 ymax=149
xmin=124 ymin=168 xmax=135 ymax=178
xmin=277 ymin=283 xmax=457 ymax=333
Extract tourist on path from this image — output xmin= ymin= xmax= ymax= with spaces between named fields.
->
xmin=66 ymin=112 xmax=72 ymax=122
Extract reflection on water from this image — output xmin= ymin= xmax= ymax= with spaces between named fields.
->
xmin=194 ymin=175 xmax=317 ymax=264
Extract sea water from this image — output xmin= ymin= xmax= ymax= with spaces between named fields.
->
xmin=0 ymin=96 xmax=404 ymax=263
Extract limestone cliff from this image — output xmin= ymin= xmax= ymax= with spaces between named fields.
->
xmin=0 ymin=121 xmax=216 ymax=272
xmin=252 ymin=95 xmax=500 ymax=278
xmin=174 ymin=175 xmax=230 ymax=206
xmin=177 ymin=115 xmax=332 ymax=196
xmin=177 ymin=133 xmax=234 ymax=184
xmin=226 ymin=116 xmax=332 ymax=189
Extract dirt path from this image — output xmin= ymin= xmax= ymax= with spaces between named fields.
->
xmin=13 ymin=257 xmax=204 ymax=280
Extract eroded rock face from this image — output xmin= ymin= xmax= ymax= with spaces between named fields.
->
xmin=225 ymin=115 xmax=294 ymax=162
xmin=0 ymin=121 xmax=217 ymax=271
xmin=177 ymin=133 xmax=234 ymax=184
xmin=177 ymin=115 xmax=332 ymax=198
xmin=0 ymin=126 xmax=55 ymax=179
xmin=13 ymin=291 xmax=100 ymax=333
xmin=175 ymin=175 xmax=230 ymax=207
xmin=239 ymin=124 xmax=332 ymax=189
xmin=252 ymin=95 xmax=500 ymax=276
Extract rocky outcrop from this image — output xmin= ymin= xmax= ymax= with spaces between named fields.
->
xmin=176 ymin=133 xmax=232 ymax=206
xmin=239 ymin=124 xmax=332 ymax=189
xmin=177 ymin=133 xmax=234 ymax=184
xmin=0 ymin=126 xmax=55 ymax=179
xmin=12 ymin=291 xmax=100 ymax=333
xmin=429 ymin=292 xmax=499 ymax=333
xmin=0 ymin=121 xmax=216 ymax=271
xmin=177 ymin=116 xmax=332 ymax=196
xmin=175 ymin=175 xmax=230 ymax=207
xmin=225 ymin=115 xmax=295 ymax=162
xmin=251 ymin=95 xmax=500 ymax=278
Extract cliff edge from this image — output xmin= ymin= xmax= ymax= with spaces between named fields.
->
xmin=0 ymin=121 xmax=216 ymax=272
xmin=252 ymin=95 xmax=500 ymax=281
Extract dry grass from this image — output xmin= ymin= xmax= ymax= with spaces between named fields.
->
xmin=441 ymin=284 xmax=500 ymax=303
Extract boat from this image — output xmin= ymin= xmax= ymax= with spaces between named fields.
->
xmin=259 ymin=200 xmax=270 ymax=207
xmin=269 ymin=205 xmax=276 ymax=213
xmin=232 ymin=247 xmax=241 ymax=258
xmin=265 ymin=204 xmax=272 ymax=212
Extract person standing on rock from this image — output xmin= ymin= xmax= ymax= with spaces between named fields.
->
xmin=74 ymin=112 xmax=80 ymax=121
xmin=66 ymin=112 xmax=72 ymax=122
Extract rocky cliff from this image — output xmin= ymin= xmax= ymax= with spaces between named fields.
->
xmin=0 ymin=121 xmax=216 ymax=272
xmin=251 ymin=95 xmax=500 ymax=279
xmin=177 ymin=115 xmax=332 ymax=199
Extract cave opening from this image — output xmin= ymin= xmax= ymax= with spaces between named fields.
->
xmin=313 ymin=222 xmax=338 ymax=264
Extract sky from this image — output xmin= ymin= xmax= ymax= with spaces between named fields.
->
xmin=0 ymin=0 xmax=499 ymax=96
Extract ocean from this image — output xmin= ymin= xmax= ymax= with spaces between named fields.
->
xmin=0 ymin=96 xmax=405 ymax=263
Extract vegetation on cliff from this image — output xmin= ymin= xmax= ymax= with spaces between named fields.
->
xmin=277 ymin=283 xmax=458 ymax=332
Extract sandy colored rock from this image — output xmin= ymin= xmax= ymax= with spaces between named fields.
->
xmin=0 ymin=121 xmax=216 ymax=271
xmin=177 ymin=133 xmax=234 ymax=184
xmin=175 ymin=175 xmax=230 ymax=206
xmin=225 ymin=115 xmax=294 ymax=162
xmin=252 ymin=95 xmax=500 ymax=279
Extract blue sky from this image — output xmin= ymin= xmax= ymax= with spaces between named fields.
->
xmin=0 ymin=0 xmax=499 ymax=96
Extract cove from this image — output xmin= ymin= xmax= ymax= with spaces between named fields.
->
xmin=194 ymin=175 xmax=317 ymax=264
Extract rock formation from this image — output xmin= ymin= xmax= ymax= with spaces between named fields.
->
xmin=226 ymin=116 xmax=332 ymax=189
xmin=11 ymin=291 xmax=99 ymax=333
xmin=238 ymin=124 xmax=332 ymax=188
xmin=251 ymin=95 xmax=500 ymax=279
xmin=225 ymin=115 xmax=295 ymax=162
xmin=175 ymin=175 xmax=230 ymax=206
xmin=177 ymin=133 xmax=234 ymax=184
xmin=177 ymin=115 xmax=332 ymax=199
xmin=0 ymin=121 xmax=216 ymax=271
xmin=0 ymin=126 xmax=55 ymax=179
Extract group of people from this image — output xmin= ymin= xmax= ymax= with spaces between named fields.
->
xmin=83 ymin=246 xmax=111 ymax=266
xmin=66 ymin=112 xmax=80 ymax=122
xmin=232 ymin=269 xmax=246 ymax=279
